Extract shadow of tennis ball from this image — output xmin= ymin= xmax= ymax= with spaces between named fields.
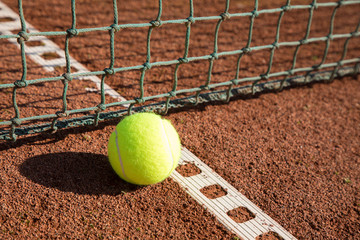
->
xmin=19 ymin=152 xmax=141 ymax=195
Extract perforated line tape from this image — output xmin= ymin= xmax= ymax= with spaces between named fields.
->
xmin=171 ymin=148 xmax=297 ymax=240
xmin=0 ymin=1 xmax=127 ymax=103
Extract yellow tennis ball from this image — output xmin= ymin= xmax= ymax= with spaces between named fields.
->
xmin=107 ymin=112 xmax=181 ymax=185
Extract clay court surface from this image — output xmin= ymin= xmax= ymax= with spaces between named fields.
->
xmin=1 ymin=0 xmax=360 ymax=239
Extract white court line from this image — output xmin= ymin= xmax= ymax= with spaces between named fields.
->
xmin=0 ymin=1 xmax=126 ymax=102
xmin=0 ymin=2 xmax=296 ymax=239
xmin=173 ymin=148 xmax=296 ymax=240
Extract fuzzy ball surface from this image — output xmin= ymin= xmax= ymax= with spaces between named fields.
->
xmin=108 ymin=112 xmax=181 ymax=185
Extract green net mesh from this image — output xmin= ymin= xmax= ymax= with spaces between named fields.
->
xmin=0 ymin=0 xmax=359 ymax=141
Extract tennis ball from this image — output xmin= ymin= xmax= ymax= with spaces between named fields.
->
xmin=107 ymin=112 xmax=181 ymax=185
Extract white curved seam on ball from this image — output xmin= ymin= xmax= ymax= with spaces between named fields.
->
xmin=115 ymin=128 xmax=128 ymax=181
xmin=160 ymin=120 xmax=175 ymax=176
